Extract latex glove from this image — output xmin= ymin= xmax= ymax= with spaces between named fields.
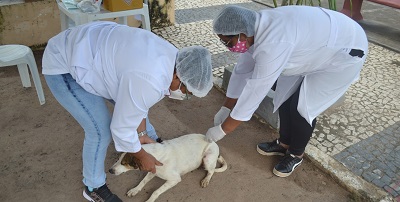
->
xmin=206 ymin=124 xmax=226 ymax=143
xmin=214 ymin=106 xmax=231 ymax=126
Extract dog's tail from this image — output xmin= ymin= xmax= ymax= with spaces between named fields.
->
xmin=214 ymin=156 xmax=228 ymax=172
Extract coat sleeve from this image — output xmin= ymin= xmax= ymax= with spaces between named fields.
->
xmin=226 ymin=52 xmax=256 ymax=98
xmin=230 ymin=42 xmax=294 ymax=121
xmin=110 ymin=72 xmax=162 ymax=152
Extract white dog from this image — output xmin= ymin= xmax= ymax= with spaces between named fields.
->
xmin=109 ymin=133 xmax=227 ymax=202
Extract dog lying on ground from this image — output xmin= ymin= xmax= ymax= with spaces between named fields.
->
xmin=109 ymin=133 xmax=227 ymax=202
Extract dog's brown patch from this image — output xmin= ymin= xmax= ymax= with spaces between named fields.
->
xmin=121 ymin=153 xmax=140 ymax=170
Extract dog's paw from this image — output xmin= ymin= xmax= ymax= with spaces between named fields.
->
xmin=126 ymin=188 xmax=140 ymax=197
xmin=200 ymin=178 xmax=210 ymax=188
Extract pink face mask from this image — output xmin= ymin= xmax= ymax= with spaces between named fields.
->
xmin=228 ymin=34 xmax=248 ymax=53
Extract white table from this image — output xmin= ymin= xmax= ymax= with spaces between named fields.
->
xmin=56 ymin=0 xmax=151 ymax=31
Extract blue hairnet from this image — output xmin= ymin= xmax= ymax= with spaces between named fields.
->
xmin=176 ymin=46 xmax=213 ymax=98
xmin=213 ymin=5 xmax=257 ymax=36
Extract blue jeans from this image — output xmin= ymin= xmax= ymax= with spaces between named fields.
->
xmin=44 ymin=74 xmax=158 ymax=188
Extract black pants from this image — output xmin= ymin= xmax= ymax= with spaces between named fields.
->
xmin=277 ymin=84 xmax=317 ymax=156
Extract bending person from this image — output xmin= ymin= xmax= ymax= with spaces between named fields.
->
xmin=206 ymin=5 xmax=368 ymax=177
xmin=42 ymin=21 xmax=213 ymax=202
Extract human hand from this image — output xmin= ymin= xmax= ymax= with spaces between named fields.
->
xmin=214 ymin=106 xmax=231 ymax=126
xmin=139 ymin=135 xmax=156 ymax=144
xmin=129 ymin=149 xmax=163 ymax=173
xmin=205 ymin=124 xmax=226 ymax=143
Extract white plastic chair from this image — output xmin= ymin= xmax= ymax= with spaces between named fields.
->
xmin=56 ymin=0 xmax=151 ymax=31
xmin=0 ymin=45 xmax=45 ymax=105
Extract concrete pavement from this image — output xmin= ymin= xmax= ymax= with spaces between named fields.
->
xmin=152 ymin=0 xmax=399 ymax=201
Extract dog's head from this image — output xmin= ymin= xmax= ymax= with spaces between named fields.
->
xmin=109 ymin=152 xmax=140 ymax=175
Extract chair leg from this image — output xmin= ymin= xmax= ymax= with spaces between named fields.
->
xmin=26 ymin=50 xmax=46 ymax=105
xmin=142 ymin=10 xmax=151 ymax=31
xmin=118 ymin=16 xmax=128 ymax=25
xmin=17 ymin=63 xmax=32 ymax=88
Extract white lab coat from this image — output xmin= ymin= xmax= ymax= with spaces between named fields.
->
xmin=227 ymin=6 xmax=368 ymax=125
xmin=42 ymin=21 xmax=178 ymax=152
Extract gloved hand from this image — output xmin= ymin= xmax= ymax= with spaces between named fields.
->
xmin=205 ymin=124 xmax=226 ymax=143
xmin=214 ymin=106 xmax=231 ymax=126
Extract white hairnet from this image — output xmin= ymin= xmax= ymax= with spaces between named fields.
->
xmin=176 ymin=46 xmax=213 ymax=98
xmin=213 ymin=5 xmax=257 ymax=37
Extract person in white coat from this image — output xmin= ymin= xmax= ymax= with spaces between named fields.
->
xmin=42 ymin=21 xmax=213 ymax=202
xmin=205 ymin=5 xmax=368 ymax=177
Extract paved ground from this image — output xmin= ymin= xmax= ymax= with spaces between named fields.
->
xmin=0 ymin=0 xmax=398 ymax=201
xmin=1 ymin=52 xmax=354 ymax=201
xmin=151 ymin=0 xmax=400 ymax=201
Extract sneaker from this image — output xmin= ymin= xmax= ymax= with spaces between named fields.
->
xmin=83 ymin=184 xmax=122 ymax=202
xmin=273 ymin=153 xmax=303 ymax=177
xmin=256 ymin=139 xmax=287 ymax=156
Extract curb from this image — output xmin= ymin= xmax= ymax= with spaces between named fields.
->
xmin=305 ymin=145 xmax=394 ymax=202
xmin=358 ymin=20 xmax=400 ymax=54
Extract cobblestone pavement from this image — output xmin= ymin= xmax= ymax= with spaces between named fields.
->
xmin=317 ymin=43 xmax=400 ymax=200
xmin=153 ymin=0 xmax=400 ymax=200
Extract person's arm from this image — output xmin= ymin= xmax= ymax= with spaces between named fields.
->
xmin=137 ymin=118 xmax=146 ymax=133
xmin=207 ymin=43 xmax=293 ymax=142
xmin=223 ymin=97 xmax=238 ymax=110
xmin=137 ymin=118 xmax=156 ymax=144
xmin=111 ymin=73 xmax=163 ymax=172
xmin=212 ymin=97 xmax=238 ymax=127
xmin=221 ymin=116 xmax=242 ymax=134
xmin=111 ymin=73 xmax=159 ymax=152
xmin=229 ymin=42 xmax=294 ymax=122
xmin=206 ymin=115 xmax=242 ymax=142
xmin=213 ymin=53 xmax=255 ymax=127
xmin=226 ymin=52 xmax=256 ymax=99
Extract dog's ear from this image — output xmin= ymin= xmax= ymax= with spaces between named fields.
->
xmin=121 ymin=153 xmax=139 ymax=169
